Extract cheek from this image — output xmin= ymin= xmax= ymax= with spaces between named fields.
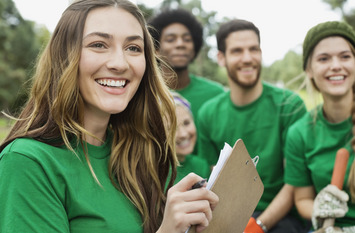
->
xmin=132 ymin=57 xmax=146 ymax=80
xmin=346 ymin=63 xmax=355 ymax=78
xmin=309 ymin=64 xmax=326 ymax=79
xmin=188 ymin=124 xmax=197 ymax=137
xmin=78 ymin=51 xmax=99 ymax=78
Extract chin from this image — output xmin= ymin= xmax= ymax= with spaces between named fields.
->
xmin=178 ymin=149 xmax=193 ymax=156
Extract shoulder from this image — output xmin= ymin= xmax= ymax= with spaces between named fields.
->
xmin=264 ymin=82 xmax=303 ymax=101
xmin=198 ymin=91 xmax=230 ymax=114
xmin=1 ymin=138 xmax=69 ymax=162
xmin=263 ymin=82 xmax=306 ymax=115
xmin=288 ymin=111 xmax=313 ymax=133
xmin=190 ymin=74 xmax=225 ymax=91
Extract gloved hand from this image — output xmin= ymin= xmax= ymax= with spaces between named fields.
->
xmin=312 ymin=184 xmax=349 ymax=230
xmin=244 ymin=217 xmax=264 ymax=233
xmin=342 ymin=226 xmax=355 ymax=233
xmin=322 ymin=226 xmax=343 ymax=233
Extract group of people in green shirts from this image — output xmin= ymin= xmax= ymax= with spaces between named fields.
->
xmin=0 ymin=0 xmax=355 ymax=233
xmin=149 ymin=6 xmax=355 ymax=233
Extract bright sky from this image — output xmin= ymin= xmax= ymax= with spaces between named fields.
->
xmin=12 ymin=0 xmax=355 ymax=65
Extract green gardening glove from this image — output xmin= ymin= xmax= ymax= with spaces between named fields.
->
xmin=312 ymin=184 xmax=349 ymax=230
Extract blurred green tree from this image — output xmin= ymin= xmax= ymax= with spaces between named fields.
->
xmin=0 ymin=0 xmax=48 ymax=114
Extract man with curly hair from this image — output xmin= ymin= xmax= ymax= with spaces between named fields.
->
xmin=148 ymin=8 xmax=225 ymax=154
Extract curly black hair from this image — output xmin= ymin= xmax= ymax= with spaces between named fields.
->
xmin=148 ymin=8 xmax=203 ymax=59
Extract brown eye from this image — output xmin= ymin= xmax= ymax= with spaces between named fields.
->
xmin=89 ymin=42 xmax=106 ymax=49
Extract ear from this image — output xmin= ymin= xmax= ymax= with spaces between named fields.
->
xmin=217 ymin=51 xmax=226 ymax=67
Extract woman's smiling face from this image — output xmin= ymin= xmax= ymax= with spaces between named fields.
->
xmin=307 ymin=36 xmax=355 ymax=98
xmin=79 ymin=6 xmax=146 ymax=122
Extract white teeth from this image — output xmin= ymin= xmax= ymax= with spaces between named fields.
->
xmin=177 ymin=139 xmax=190 ymax=147
xmin=329 ymin=76 xmax=344 ymax=81
xmin=241 ymin=67 xmax=253 ymax=71
xmin=97 ymin=79 xmax=126 ymax=87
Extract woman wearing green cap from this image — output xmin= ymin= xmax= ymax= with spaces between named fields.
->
xmin=284 ymin=21 xmax=355 ymax=232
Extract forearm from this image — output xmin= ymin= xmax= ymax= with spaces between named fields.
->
xmin=295 ymin=198 xmax=313 ymax=219
xmin=294 ymin=186 xmax=316 ymax=220
xmin=257 ymin=184 xmax=294 ymax=230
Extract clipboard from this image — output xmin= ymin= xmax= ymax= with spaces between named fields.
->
xmin=188 ymin=139 xmax=264 ymax=233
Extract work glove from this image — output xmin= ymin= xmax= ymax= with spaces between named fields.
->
xmin=321 ymin=226 xmax=343 ymax=233
xmin=342 ymin=226 xmax=355 ymax=233
xmin=312 ymin=184 xmax=349 ymax=230
xmin=244 ymin=217 xmax=265 ymax=233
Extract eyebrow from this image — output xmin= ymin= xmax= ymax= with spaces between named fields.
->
xmin=83 ymin=32 xmax=112 ymax=40
xmin=164 ymin=32 xmax=191 ymax=37
xmin=83 ymin=32 xmax=144 ymax=43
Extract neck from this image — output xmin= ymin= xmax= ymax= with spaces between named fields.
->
xmin=83 ymin=113 xmax=110 ymax=146
xmin=164 ymin=67 xmax=190 ymax=90
xmin=229 ymin=80 xmax=263 ymax=106
xmin=322 ymin=93 xmax=352 ymax=123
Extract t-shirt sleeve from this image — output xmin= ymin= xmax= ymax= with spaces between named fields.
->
xmin=284 ymin=125 xmax=313 ymax=187
xmin=280 ymin=93 xmax=307 ymax=144
xmin=197 ymin=106 xmax=219 ymax=167
xmin=0 ymin=151 xmax=70 ymax=233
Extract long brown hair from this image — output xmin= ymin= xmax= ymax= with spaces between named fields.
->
xmin=1 ymin=0 xmax=177 ymax=232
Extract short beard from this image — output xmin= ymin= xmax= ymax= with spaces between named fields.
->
xmin=227 ymin=65 xmax=261 ymax=89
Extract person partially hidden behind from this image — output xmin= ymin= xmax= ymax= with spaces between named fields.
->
xmin=170 ymin=91 xmax=210 ymax=185
xmin=148 ymin=8 xmax=225 ymax=154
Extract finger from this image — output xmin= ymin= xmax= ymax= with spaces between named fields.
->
xmin=325 ymin=185 xmax=349 ymax=202
xmin=186 ymin=212 xmax=209 ymax=232
xmin=184 ymin=187 xmax=219 ymax=204
xmin=183 ymin=199 xmax=213 ymax=222
xmin=171 ymin=173 xmax=203 ymax=192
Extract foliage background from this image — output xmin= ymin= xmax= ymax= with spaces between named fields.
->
xmin=0 ymin=0 xmax=354 ymax=142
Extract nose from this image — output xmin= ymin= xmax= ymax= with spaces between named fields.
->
xmin=176 ymin=125 xmax=188 ymax=139
xmin=175 ymin=37 xmax=186 ymax=47
xmin=330 ymin=57 xmax=342 ymax=71
xmin=241 ymin=50 xmax=252 ymax=63
xmin=106 ymin=49 xmax=129 ymax=72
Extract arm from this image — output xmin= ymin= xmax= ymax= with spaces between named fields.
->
xmin=255 ymin=184 xmax=295 ymax=230
xmin=294 ymin=186 xmax=315 ymax=219
xmin=0 ymin=151 xmax=69 ymax=233
xmin=157 ymin=173 xmax=219 ymax=233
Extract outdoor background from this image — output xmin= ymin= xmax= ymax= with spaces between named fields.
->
xmin=1 ymin=0 xmax=355 ymax=142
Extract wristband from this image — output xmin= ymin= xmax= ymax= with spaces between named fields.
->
xmin=256 ymin=219 xmax=268 ymax=233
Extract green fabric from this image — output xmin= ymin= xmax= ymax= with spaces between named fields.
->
xmin=284 ymin=106 xmax=355 ymax=227
xmin=302 ymin=21 xmax=355 ymax=70
xmin=197 ymin=82 xmax=307 ymax=211
xmin=175 ymin=154 xmax=211 ymax=185
xmin=0 ymin=135 xmax=143 ymax=233
xmin=176 ymin=74 xmax=225 ymax=155
xmin=165 ymin=154 xmax=210 ymax=191
xmin=176 ymin=74 xmax=225 ymax=121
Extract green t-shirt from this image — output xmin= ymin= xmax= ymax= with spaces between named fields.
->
xmin=175 ymin=155 xmax=211 ymax=185
xmin=197 ymin=82 xmax=306 ymax=211
xmin=176 ymin=74 xmax=225 ymax=121
xmin=0 ymin=135 xmax=143 ymax=233
xmin=176 ymin=74 xmax=225 ymax=155
xmin=284 ymin=106 xmax=355 ymax=227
